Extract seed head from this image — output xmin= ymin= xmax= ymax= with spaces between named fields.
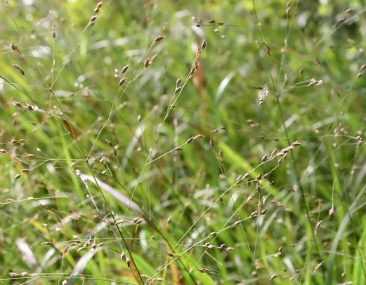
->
xmin=154 ymin=35 xmax=165 ymax=44
xmin=119 ymin=78 xmax=126 ymax=86
xmin=121 ymin=65 xmax=129 ymax=74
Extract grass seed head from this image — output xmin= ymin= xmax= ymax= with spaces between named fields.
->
xmin=121 ymin=65 xmax=129 ymax=74
xmin=154 ymin=35 xmax=165 ymax=43
xmin=119 ymin=78 xmax=127 ymax=86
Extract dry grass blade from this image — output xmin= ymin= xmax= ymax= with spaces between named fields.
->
xmin=192 ymin=45 xmax=206 ymax=94
xmin=63 ymin=119 xmax=80 ymax=139
xmin=77 ymin=172 xmax=142 ymax=213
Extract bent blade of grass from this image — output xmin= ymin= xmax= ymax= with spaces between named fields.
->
xmin=216 ymin=71 xmax=235 ymax=102
xmin=16 ymin=238 xmax=38 ymax=268
xmin=77 ymin=172 xmax=142 ymax=213
xmin=66 ymin=247 xmax=101 ymax=285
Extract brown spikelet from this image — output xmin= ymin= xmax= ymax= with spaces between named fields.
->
xmin=121 ymin=65 xmax=129 ymax=74
xmin=12 ymin=64 xmax=25 ymax=75
xmin=87 ymin=0 xmax=103 ymax=27
xmin=144 ymin=59 xmax=150 ymax=68
xmin=144 ymin=54 xmax=157 ymax=68
xmin=154 ymin=35 xmax=165 ymax=44
xmin=201 ymin=40 xmax=207 ymax=50
xmin=119 ymin=78 xmax=126 ymax=86
xmin=11 ymin=43 xmax=22 ymax=56
xmin=90 ymin=15 xmax=97 ymax=25
xmin=94 ymin=1 xmax=103 ymax=14
xmin=62 ymin=119 xmax=80 ymax=139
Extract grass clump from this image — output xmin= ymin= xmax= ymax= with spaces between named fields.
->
xmin=1 ymin=0 xmax=366 ymax=284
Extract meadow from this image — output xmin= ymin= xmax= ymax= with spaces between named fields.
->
xmin=1 ymin=0 xmax=366 ymax=284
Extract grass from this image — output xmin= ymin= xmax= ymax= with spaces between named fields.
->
xmin=1 ymin=0 xmax=366 ymax=284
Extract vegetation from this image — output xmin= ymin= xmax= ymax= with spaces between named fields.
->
xmin=1 ymin=0 xmax=366 ymax=284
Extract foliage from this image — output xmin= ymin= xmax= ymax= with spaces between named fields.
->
xmin=1 ymin=0 xmax=366 ymax=284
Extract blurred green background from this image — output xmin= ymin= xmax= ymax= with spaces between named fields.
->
xmin=1 ymin=0 xmax=366 ymax=284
